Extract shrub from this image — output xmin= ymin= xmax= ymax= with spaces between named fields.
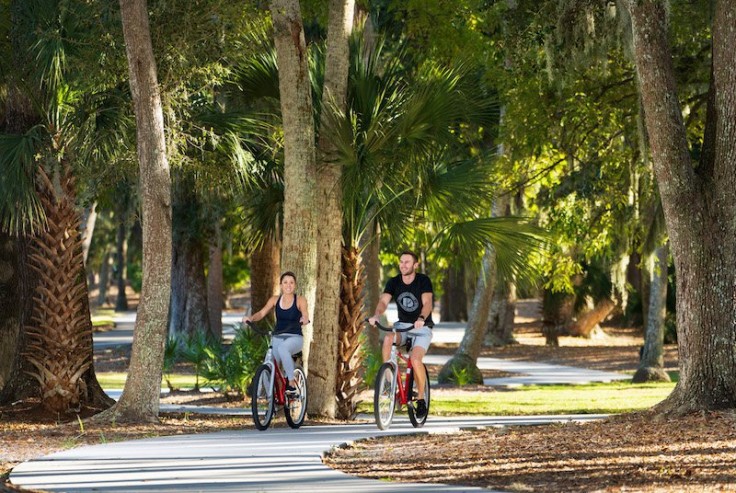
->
xmin=180 ymin=330 xmax=220 ymax=391
xmin=203 ymin=324 xmax=269 ymax=399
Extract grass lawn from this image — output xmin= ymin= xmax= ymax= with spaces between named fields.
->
xmin=96 ymin=371 xmax=676 ymax=416
xmin=97 ymin=372 xmax=205 ymax=389
xmin=358 ymin=380 xmax=677 ymax=416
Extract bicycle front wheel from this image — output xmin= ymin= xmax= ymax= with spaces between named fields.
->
xmin=408 ymin=363 xmax=430 ymax=428
xmin=251 ymin=364 xmax=274 ymax=431
xmin=285 ymin=366 xmax=308 ymax=429
xmin=374 ymin=362 xmax=397 ymax=430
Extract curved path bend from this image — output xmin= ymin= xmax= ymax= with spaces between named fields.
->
xmin=10 ymin=414 xmax=607 ymax=493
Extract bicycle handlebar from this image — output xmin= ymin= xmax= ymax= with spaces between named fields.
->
xmin=364 ymin=318 xmax=416 ymax=332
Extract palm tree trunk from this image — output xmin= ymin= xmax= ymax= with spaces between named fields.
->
xmin=24 ymin=166 xmax=105 ymax=413
xmin=360 ymin=223 xmax=381 ymax=348
xmin=310 ymin=0 xmax=355 ymax=418
xmin=334 ymin=245 xmax=365 ymax=419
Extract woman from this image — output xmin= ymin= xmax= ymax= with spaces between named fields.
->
xmin=243 ymin=271 xmax=309 ymax=394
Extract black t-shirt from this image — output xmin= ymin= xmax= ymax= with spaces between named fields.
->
xmin=383 ymin=273 xmax=434 ymax=327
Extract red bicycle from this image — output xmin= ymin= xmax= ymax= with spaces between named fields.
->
xmin=369 ymin=319 xmax=430 ymax=430
xmin=247 ymin=322 xmax=307 ymax=431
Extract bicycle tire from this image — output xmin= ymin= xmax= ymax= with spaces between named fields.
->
xmin=284 ymin=366 xmax=308 ymax=428
xmin=374 ymin=362 xmax=397 ymax=430
xmin=251 ymin=364 xmax=274 ymax=431
xmin=408 ymin=363 xmax=430 ymax=428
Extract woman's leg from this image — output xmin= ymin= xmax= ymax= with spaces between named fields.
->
xmin=273 ymin=335 xmax=303 ymax=382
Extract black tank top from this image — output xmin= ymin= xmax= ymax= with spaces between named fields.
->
xmin=274 ymin=295 xmax=302 ymax=336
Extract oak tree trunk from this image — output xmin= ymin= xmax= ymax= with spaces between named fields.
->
xmin=438 ymin=247 xmax=496 ymax=385
xmin=169 ymin=237 xmax=209 ymax=337
xmin=485 ymin=280 xmax=517 ymax=347
xmin=207 ymin=222 xmax=224 ymax=340
xmin=626 ymin=0 xmax=736 ymax=412
xmin=441 ymin=262 xmax=468 ymax=322
xmin=250 ymin=237 xmax=281 ymax=325
xmin=98 ymin=0 xmax=173 ymax=423
xmin=568 ymin=298 xmax=615 ymax=338
xmin=270 ymin=0 xmax=318 ymax=374
xmin=633 ymin=243 xmax=671 ymax=383
xmin=114 ymin=211 xmax=129 ymax=311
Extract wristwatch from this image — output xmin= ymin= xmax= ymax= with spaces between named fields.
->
xmin=417 ymin=315 xmax=425 ymax=321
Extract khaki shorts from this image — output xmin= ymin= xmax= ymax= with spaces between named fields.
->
xmin=398 ymin=326 xmax=433 ymax=352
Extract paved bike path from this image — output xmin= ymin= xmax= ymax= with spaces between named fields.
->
xmin=10 ymin=414 xmax=607 ymax=492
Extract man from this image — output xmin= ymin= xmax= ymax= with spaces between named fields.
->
xmin=368 ymin=250 xmax=434 ymax=418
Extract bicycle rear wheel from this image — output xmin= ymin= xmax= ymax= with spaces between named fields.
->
xmin=251 ymin=364 xmax=274 ymax=431
xmin=408 ymin=363 xmax=430 ymax=428
xmin=285 ymin=366 xmax=307 ymax=428
xmin=374 ymin=363 xmax=397 ymax=430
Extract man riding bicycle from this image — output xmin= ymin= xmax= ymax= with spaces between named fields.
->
xmin=368 ymin=250 xmax=434 ymax=419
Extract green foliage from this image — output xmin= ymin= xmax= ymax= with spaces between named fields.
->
xmin=162 ymin=336 xmax=182 ymax=392
xmin=180 ymin=331 xmax=220 ymax=391
xmin=126 ymin=260 xmax=142 ymax=293
xmin=449 ymin=366 xmax=472 ymax=386
xmin=202 ymin=325 xmax=269 ymax=398
xmin=361 ymin=344 xmax=384 ymax=389
xmin=222 ymin=253 xmax=250 ymax=293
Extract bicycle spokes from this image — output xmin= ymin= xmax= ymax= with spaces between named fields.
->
xmin=285 ymin=366 xmax=307 ymax=428
xmin=374 ymin=363 xmax=397 ymax=430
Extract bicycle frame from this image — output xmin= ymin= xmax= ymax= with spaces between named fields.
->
xmin=387 ymin=340 xmax=414 ymax=407
xmin=262 ymin=345 xmax=287 ymax=407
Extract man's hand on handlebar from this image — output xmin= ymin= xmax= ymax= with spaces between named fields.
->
xmin=367 ymin=316 xmax=380 ymax=326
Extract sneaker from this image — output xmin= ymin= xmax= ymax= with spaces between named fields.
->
xmin=285 ymin=384 xmax=298 ymax=397
xmin=415 ymin=399 xmax=427 ymax=419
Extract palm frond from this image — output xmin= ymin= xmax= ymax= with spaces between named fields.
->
xmin=0 ymin=128 xmax=47 ymax=234
xmin=437 ymin=217 xmax=548 ymax=286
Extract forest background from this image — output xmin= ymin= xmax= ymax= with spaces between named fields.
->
xmin=2 ymin=0 xmax=736 ymax=491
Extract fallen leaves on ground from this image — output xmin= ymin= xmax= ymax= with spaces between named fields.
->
xmin=324 ymin=410 xmax=736 ymax=492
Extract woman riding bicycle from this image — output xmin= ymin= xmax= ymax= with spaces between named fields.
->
xmin=243 ymin=271 xmax=309 ymax=395
xmin=368 ymin=250 xmax=434 ymax=419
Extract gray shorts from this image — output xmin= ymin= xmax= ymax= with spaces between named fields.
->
xmin=399 ymin=327 xmax=433 ymax=352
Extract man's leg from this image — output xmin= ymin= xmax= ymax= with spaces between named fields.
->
xmin=409 ymin=346 xmax=427 ymax=400
xmin=382 ymin=332 xmax=400 ymax=362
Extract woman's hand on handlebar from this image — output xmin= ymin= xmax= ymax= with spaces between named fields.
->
xmin=367 ymin=316 xmax=379 ymax=326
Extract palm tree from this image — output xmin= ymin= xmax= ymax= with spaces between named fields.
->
xmin=0 ymin=0 xmax=117 ymax=412
xmin=325 ymin=39 xmax=546 ymax=415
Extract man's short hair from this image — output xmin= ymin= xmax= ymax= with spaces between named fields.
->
xmin=399 ymin=250 xmax=419 ymax=263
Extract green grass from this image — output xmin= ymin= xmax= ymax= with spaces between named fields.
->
xmin=91 ymin=309 xmax=116 ymax=328
xmin=99 ymin=372 xmax=676 ymax=416
xmin=97 ymin=372 xmax=201 ymax=389
xmin=359 ymin=380 xmax=677 ymax=416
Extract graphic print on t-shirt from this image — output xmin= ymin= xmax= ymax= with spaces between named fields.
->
xmin=397 ymin=292 xmax=419 ymax=313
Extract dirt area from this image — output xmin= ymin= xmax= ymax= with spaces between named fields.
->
xmin=1 ymin=299 xmax=702 ymax=492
